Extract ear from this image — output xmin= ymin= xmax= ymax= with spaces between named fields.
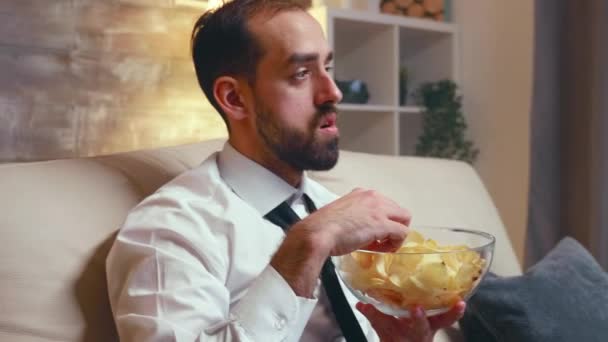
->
xmin=213 ymin=76 xmax=249 ymax=121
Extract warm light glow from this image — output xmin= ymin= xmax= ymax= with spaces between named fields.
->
xmin=207 ymin=0 xmax=224 ymax=10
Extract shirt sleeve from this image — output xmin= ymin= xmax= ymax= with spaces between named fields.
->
xmin=106 ymin=196 xmax=317 ymax=342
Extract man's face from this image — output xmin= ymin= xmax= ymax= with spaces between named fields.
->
xmin=247 ymin=10 xmax=343 ymax=171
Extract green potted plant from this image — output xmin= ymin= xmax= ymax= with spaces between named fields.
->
xmin=414 ymin=79 xmax=479 ymax=164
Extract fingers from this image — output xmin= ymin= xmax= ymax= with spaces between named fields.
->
xmin=356 ymin=191 xmax=410 ymax=252
xmin=363 ymin=220 xmax=408 ymax=252
xmin=380 ymin=196 xmax=412 ymax=227
xmin=387 ymin=207 xmax=412 ymax=226
xmin=428 ymin=301 xmax=466 ymax=331
xmin=356 ymin=302 xmax=399 ymax=339
xmin=387 ymin=220 xmax=409 ymax=247
xmin=358 ymin=303 xmax=437 ymax=341
xmin=366 ymin=234 xmax=405 ymax=253
xmin=326 ymin=188 xmax=412 ymax=255
xmin=363 ymin=239 xmax=388 ymax=252
xmin=407 ymin=305 xmax=432 ymax=338
xmin=348 ymin=188 xmax=411 ymax=226
xmin=365 ymin=239 xmax=398 ymax=252
xmin=379 ymin=220 xmax=409 ymax=251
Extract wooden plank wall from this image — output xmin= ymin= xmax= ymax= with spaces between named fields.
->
xmin=0 ymin=0 xmax=226 ymax=162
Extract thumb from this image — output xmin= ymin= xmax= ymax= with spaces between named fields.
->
xmin=428 ymin=301 xmax=466 ymax=331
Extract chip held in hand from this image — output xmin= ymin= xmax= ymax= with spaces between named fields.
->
xmin=334 ymin=227 xmax=495 ymax=317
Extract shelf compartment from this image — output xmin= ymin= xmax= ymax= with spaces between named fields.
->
xmin=398 ymin=27 xmax=455 ymax=105
xmin=398 ymin=111 xmax=424 ymax=155
xmin=338 ymin=110 xmax=398 ymax=155
xmin=333 ymin=18 xmax=397 ymax=106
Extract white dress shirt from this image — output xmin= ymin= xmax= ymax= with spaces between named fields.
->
xmin=106 ymin=143 xmax=380 ymax=341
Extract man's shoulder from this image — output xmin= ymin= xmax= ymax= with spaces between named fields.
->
xmin=125 ymin=152 xmax=233 ymax=221
xmin=158 ymin=151 xmax=237 ymax=200
xmin=116 ymin=152 xmax=265 ymax=251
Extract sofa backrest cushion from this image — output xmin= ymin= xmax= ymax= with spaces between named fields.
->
xmin=0 ymin=160 xmax=141 ymax=341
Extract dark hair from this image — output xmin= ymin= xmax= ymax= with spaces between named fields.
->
xmin=191 ymin=0 xmax=312 ymax=130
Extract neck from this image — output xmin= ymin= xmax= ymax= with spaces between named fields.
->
xmin=228 ymin=137 xmax=303 ymax=187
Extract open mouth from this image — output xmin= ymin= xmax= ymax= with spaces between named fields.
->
xmin=319 ymin=113 xmax=337 ymax=130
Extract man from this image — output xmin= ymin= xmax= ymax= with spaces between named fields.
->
xmin=106 ymin=1 xmax=464 ymax=341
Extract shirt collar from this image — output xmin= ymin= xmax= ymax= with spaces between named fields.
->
xmin=217 ymin=142 xmax=314 ymax=216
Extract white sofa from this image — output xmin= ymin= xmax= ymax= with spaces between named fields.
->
xmin=0 ymin=138 xmax=521 ymax=342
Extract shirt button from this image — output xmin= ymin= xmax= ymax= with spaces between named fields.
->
xmin=274 ymin=316 xmax=287 ymax=330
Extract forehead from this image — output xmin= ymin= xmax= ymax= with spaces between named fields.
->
xmin=248 ymin=10 xmax=330 ymax=66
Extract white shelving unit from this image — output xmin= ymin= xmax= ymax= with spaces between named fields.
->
xmin=311 ymin=6 xmax=458 ymax=156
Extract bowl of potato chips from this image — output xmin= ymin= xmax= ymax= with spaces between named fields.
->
xmin=334 ymin=226 xmax=494 ymax=317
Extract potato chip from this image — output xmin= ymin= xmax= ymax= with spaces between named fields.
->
xmin=423 ymin=238 xmax=441 ymax=251
xmin=352 ymin=251 xmax=374 ymax=269
xmin=388 ymin=274 xmax=404 ymax=287
xmin=341 ymin=254 xmax=361 ymax=273
xmin=454 ymin=262 xmax=483 ymax=288
xmin=440 ymin=253 xmax=461 ymax=272
xmin=373 ymin=253 xmax=392 ymax=277
xmin=416 ymin=262 xmax=451 ymax=289
xmin=388 ymin=254 xmax=422 ymax=276
xmin=366 ymin=288 xmax=402 ymax=306
xmin=404 ymin=230 xmax=425 ymax=244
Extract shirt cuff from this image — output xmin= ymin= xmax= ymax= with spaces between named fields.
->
xmin=231 ymin=265 xmax=317 ymax=341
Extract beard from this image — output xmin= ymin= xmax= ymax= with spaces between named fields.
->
xmin=255 ymin=101 xmax=339 ymax=171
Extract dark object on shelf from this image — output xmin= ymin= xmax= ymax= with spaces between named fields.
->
xmin=335 ymin=80 xmax=370 ymax=104
xmin=414 ymin=79 xmax=479 ymax=164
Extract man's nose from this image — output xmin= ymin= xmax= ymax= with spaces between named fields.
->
xmin=315 ymin=72 xmax=343 ymax=105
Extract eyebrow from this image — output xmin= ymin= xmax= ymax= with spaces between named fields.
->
xmin=287 ymin=51 xmax=334 ymax=65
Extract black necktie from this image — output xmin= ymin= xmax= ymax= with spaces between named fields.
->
xmin=265 ymin=195 xmax=367 ymax=342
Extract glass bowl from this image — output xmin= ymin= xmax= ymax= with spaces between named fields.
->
xmin=333 ymin=226 xmax=495 ymax=317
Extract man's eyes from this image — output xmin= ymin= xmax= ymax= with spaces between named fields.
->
xmin=293 ymin=69 xmax=311 ymax=80
xmin=291 ymin=66 xmax=333 ymax=81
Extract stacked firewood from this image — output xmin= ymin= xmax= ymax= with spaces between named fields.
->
xmin=380 ymin=0 xmax=445 ymax=21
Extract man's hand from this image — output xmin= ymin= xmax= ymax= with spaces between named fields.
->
xmin=299 ymin=188 xmax=412 ymax=255
xmin=270 ymin=188 xmax=411 ymax=297
xmin=356 ymin=301 xmax=466 ymax=342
